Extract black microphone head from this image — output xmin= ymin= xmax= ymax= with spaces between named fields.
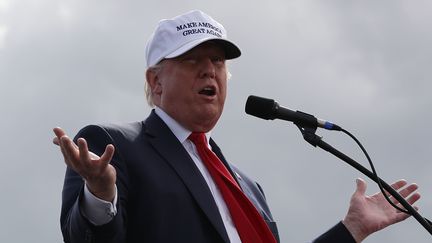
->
xmin=245 ymin=95 xmax=277 ymax=120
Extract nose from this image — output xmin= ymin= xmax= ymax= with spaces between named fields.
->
xmin=199 ymin=58 xmax=216 ymax=79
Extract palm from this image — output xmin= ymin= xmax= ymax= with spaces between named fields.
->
xmin=343 ymin=178 xmax=420 ymax=242
xmin=53 ymin=127 xmax=117 ymax=201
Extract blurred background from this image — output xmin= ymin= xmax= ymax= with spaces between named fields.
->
xmin=0 ymin=0 xmax=431 ymax=242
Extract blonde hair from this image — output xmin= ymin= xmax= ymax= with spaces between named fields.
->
xmin=144 ymin=63 xmax=164 ymax=107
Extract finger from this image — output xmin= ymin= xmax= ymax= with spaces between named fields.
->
xmin=77 ymin=138 xmax=92 ymax=164
xmin=355 ymin=178 xmax=367 ymax=196
xmin=55 ymin=137 xmax=69 ymax=164
xmin=398 ymin=183 xmax=419 ymax=197
xmin=392 ymin=192 xmax=421 ymax=213
xmin=100 ymin=144 xmax=115 ymax=165
xmin=57 ymin=135 xmax=73 ymax=165
xmin=59 ymin=133 xmax=78 ymax=150
xmin=382 ymin=179 xmax=408 ymax=197
xmin=53 ymin=127 xmax=66 ymax=138
xmin=77 ymin=138 xmax=105 ymax=176
xmin=60 ymin=135 xmax=80 ymax=168
xmin=390 ymin=179 xmax=408 ymax=191
xmin=390 ymin=183 xmax=419 ymax=204
xmin=53 ymin=127 xmax=66 ymax=145
xmin=405 ymin=192 xmax=421 ymax=206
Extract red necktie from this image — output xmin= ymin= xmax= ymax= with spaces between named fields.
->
xmin=188 ymin=132 xmax=276 ymax=243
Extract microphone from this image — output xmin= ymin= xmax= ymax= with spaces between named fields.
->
xmin=245 ymin=95 xmax=341 ymax=131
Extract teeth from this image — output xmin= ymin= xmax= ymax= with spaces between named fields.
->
xmin=199 ymin=87 xmax=215 ymax=96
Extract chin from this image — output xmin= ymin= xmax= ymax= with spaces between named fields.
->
xmin=194 ymin=111 xmax=221 ymax=129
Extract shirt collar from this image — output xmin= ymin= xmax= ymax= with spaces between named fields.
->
xmin=154 ymin=106 xmax=212 ymax=146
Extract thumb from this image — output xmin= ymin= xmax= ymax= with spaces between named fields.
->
xmin=355 ymin=178 xmax=367 ymax=196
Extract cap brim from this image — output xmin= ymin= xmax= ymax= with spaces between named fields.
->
xmin=165 ymin=37 xmax=241 ymax=60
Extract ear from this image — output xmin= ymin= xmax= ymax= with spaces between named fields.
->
xmin=146 ymin=68 xmax=163 ymax=98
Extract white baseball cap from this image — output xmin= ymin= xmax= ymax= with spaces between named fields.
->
xmin=145 ymin=10 xmax=241 ymax=67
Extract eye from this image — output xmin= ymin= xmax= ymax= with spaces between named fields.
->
xmin=212 ymin=56 xmax=225 ymax=64
xmin=180 ymin=55 xmax=198 ymax=64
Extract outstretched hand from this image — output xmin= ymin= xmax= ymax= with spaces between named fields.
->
xmin=342 ymin=178 xmax=420 ymax=242
xmin=53 ymin=127 xmax=117 ymax=202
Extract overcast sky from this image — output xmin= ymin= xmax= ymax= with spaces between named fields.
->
xmin=1 ymin=0 xmax=431 ymax=242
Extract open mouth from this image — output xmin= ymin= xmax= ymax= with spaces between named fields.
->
xmin=199 ymin=87 xmax=216 ymax=96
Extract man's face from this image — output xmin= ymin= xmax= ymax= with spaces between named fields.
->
xmin=149 ymin=42 xmax=228 ymax=132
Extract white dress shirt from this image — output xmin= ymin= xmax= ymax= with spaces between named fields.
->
xmin=81 ymin=107 xmax=241 ymax=243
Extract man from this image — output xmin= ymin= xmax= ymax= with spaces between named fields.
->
xmin=53 ymin=10 xmax=420 ymax=243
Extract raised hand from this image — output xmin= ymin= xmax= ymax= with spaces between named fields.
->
xmin=53 ymin=127 xmax=117 ymax=202
xmin=342 ymin=178 xmax=421 ymax=242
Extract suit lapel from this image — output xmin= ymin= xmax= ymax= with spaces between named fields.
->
xmin=143 ymin=111 xmax=230 ymax=243
xmin=210 ymin=139 xmax=242 ymax=186
xmin=211 ymin=139 xmax=267 ymax=219
xmin=212 ymin=137 xmax=280 ymax=243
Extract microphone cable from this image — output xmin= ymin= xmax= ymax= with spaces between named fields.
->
xmin=341 ymin=128 xmax=432 ymax=227
xmin=244 ymin=94 xmax=431 ymax=225
xmin=340 ymin=128 xmax=410 ymax=214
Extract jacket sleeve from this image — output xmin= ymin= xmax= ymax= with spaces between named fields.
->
xmin=312 ymin=221 xmax=356 ymax=243
xmin=60 ymin=125 xmax=129 ymax=243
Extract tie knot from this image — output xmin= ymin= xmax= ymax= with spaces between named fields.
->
xmin=188 ymin=132 xmax=207 ymax=146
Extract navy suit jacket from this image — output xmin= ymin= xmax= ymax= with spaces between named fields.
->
xmin=60 ymin=110 xmax=354 ymax=243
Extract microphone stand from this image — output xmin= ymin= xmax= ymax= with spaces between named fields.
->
xmin=298 ymin=125 xmax=432 ymax=236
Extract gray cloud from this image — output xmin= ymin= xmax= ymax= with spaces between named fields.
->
xmin=1 ymin=0 xmax=431 ymax=242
